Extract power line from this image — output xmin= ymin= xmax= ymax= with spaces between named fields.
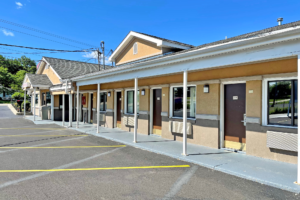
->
xmin=0 ymin=19 xmax=96 ymax=48
xmin=0 ymin=26 xmax=89 ymax=49
xmin=0 ymin=43 xmax=95 ymax=52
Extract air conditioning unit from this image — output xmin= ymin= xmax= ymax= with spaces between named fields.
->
xmin=123 ymin=116 xmax=135 ymax=126
xmin=100 ymin=113 xmax=106 ymax=122
xmin=169 ymin=121 xmax=192 ymax=135
xmin=267 ymin=131 xmax=297 ymax=152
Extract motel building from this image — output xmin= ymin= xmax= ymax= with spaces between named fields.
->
xmin=23 ymin=19 xmax=300 ymax=178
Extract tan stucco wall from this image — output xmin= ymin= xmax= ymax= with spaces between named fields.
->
xmin=115 ymin=37 xmax=162 ymax=65
xmin=246 ymin=80 xmax=262 ymax=119
xmin=93 ymin=92 xmax=97 ymax=109
xmin=54 ymin=95 xmax=59 ymax=107
xmin=246 ymin=131 xmax=297 ymax=164
xmin=162 ymin=87 xmax=169 ymax=113
xmin=139 ymin=88 xmax=150 ymax=111
xmin=42 ymin=67 xmax=61 ymax=85
xmin=79 ymin=84 xmax=97 ymax=91
xmin=99 ymin=58 xmax=296 ymax=90
xmin=197 ymin=84 xmax=220 ymax=115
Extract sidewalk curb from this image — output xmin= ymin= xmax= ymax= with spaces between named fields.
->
xmin=69 ymin=127 xmax=300 ymax=194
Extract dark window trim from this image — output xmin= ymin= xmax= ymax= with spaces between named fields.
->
xmin=127 ymin=91 xmax=134 ymax=114
xmin=267 ymin=79 xmax=297 ymax=127
xmin=172 ymin=86 xmax=196 ymax=119
xmin=100 ymin=92 xmax=107 ymax=111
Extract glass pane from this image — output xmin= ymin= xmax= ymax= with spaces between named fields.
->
xmin=294 ymin=80 xmax=298 ymax=126
xmin=268 ymin=81 xmax=292 ymax=125
xmin=100 ymin=92 xmax=107 ymax=111
xmin=188 ymin=87 xmax=196 ymax=118
xmin=46 ymin=92 xmax=51 ymax=105
xmin=127 ymin=91 xmax=134 ymax=114
xmin=173 ymin=87 xmax=183 ymax=117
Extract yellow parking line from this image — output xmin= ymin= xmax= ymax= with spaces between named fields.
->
xmin=0 ymin=165 xmax=190 ymax=172
xmin=0 ymin=135 xmax=88 ymax=137
xmin=0 ymin=128 xmax=66 ymax=130
xmin=0 ymin=145 xmax=126 ymax=149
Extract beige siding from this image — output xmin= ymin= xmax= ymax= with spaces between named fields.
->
xmin=115 ymin=38 xmax=162 ymax=65
xmin=42 ymin=67 xmax=61 ymax=85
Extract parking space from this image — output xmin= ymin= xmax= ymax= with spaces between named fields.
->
xmin=0 ymin=118 xmax=298 ymax=199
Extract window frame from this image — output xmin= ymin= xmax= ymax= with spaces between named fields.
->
xmin=125 ymin=89 xmax=139 ymax=114
xmin=99 ymin=92 xmax=107 ymax=112
xmin=262 ymin=76 xmax=298 ymax=128
xmin=169 ymin=85 xmax=197 ymax=119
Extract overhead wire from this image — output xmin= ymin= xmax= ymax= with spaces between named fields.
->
xmin=0 ymin=19 xmax=96 ymax=48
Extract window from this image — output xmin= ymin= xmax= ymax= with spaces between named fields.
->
xmin=42 ymin=93 xmax=46 ymax=105
xmin=99 ymin=92 xmax=107 ymax=111
xmin=268 ymin=80 xmax=298 ymax=126
xmin=126 ymin=90 xmax=139 ymax=114
xmin=172 ymin=86 xmax=196 ymax=118
xmin=133 ymin=42 xmax=138 ymax=55
xmin=35 ymin=94 xmax=38 ymax=104
xmin=46 ymin=92 xmax=51 ymax=106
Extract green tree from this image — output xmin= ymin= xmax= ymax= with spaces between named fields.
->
xmin=10 ymin=70 xmax=27 ymax=99
xmin=0 ymin=67 xmax=14 ymax=87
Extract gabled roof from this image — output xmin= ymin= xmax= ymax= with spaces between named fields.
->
xmin=27 ymin=74 xmax=53 ymax=87
xmin=43 ymin=57 xmax=112 ymax=80
xmin=109 ymin=31 xmax=194 ymax=62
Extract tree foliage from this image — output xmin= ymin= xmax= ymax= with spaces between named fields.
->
xmin=0 ymin=55 xmax=37 ymax=99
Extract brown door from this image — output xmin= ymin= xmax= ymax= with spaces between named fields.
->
xmin=90 ymin=93 xmax=93 ymax=123
xmin=224 ymin=83 xmax=246 ymax=151
xmin=153 ymin=89 xmax=162 ymax=135
xmin=116 ymin=92 xmax=122 ymax=127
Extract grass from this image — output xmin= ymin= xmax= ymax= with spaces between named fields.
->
xmin=0 ymin=100 xmax=11 ymax=104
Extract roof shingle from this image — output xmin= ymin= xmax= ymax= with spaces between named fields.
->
xmin=27 ymin=74 xmax=52 ymax=86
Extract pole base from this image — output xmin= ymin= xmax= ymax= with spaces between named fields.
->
xmin=133 ymin=141 xmax=137 ymax=143
xmin=294 ymin=181 xmax=300 ymax=185
xmin=181 ymin=153 xmax=189 ymax=156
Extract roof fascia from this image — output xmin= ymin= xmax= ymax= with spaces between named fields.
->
xmin=109 ymin=31 xmax=190 ymax=62
xmin=73 ymin=26 xmax=300 ymax=82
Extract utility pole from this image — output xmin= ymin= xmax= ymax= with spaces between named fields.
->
xmin=100 ymin=41 xmax=105 ymax=70
xmin=97 ymin=48 xmax=101 ymax=71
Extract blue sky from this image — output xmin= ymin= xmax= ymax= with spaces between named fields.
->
xmin=0 ymin=0 xmax=299 ymax=66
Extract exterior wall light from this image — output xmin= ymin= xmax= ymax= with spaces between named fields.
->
xmin=203 ymin=85 xmax=209 ymax=93
xmin=141 ymin=89 xmax=145 ymax=96
xmin=108 ymin=91 xmax=111 ymax=97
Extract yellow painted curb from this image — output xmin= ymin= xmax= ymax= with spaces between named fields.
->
xmin=0 ymin=135 xmax=88 ymax=137
xmin=0 ymin=145 xmax=126 ymax=149
xmin=0 ymin=165 xmax=190 ymax=172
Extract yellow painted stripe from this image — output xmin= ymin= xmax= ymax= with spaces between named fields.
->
xmin=0 ymin=145 xmax=126 ymax=149
xmin=0 ymin=128 xmax=66 ymax=130
xmin=0 ymin=135 xmax=88 ymax=137
xmin=0 ymin=165 xmax=190 ymax=172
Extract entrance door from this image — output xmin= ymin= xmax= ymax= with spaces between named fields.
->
xmin=90 ymin=93 xmax=93 ymax=123
xmin=224 ymin=83 xmax=246 ymax=151
xmin=116 ymin=92 xmax=122 ymax=128
xmin=153 ymin=89 xmax=162 ymax=135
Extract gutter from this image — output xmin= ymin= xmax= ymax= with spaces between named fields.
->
xmin=71 ymin=25 xmax=300 ymax=82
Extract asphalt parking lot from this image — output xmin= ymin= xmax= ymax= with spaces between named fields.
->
xmin=0 ymin=110 xmax=299 ymax=199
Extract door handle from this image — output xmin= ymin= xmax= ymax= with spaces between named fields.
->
xmin=241 ymin=114 xmax=246 ymax=126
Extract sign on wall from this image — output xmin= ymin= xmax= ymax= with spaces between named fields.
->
xmin=82 ymin=96 xmax=86 ymax=105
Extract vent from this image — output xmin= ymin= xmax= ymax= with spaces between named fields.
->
xmin=123 ymin=115 xmax=136 ymax=126
xmin=133 ymin=42 xmax=138 ymax=55
xmin=267 ymin=131 xmax=297 ymax=152
xmin=169 ymin=121 xmax=192 ymax=135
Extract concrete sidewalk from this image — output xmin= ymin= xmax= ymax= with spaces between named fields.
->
xmin=25 ymin=116 xmax=300 ymax=193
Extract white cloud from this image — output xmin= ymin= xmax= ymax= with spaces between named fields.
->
xmin=82 ymin=51 xmax=112 ymax=65
xmin=2 ymin=29 xmax=14 ymax=36
xmin=15 ymin=2 xmax=23 ymax=9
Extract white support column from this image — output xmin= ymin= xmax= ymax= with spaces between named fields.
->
xmin=133 ymin=78 xmax=138 ymax=143
xmin=77 ymin=87 xmax=79 ymax=128
xmin=69 ymin=93 xmax=72 ymax=127
xmin=33 ymin=88 xmax=36 ymax=121
xmin=23 ymin=90 xmax=26 ymax=117
xmin=97 ymin=83 xmax=100 ymax=133
xmin=297 ymin=55 xmax=300 ymax=184
xmin=51 ymin=94 xmax=54 ymax=120
xmin=182 ymin=70 xmax=188 ymax=156
xmin=62 ymin=94 xmax=65 ymax=126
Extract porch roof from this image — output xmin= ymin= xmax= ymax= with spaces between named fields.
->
xmin=26 ymin=74 xmax=53 ymax=88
